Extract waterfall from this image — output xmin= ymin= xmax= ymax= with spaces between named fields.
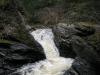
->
xmin=17 ymin=29 xmax=74 ymax=75
xmin=30 ymin=29 xmax=59 ymax=59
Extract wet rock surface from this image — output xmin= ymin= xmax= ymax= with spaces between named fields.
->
xmin=53 ymin=23 xmax=100 ymax=75
xmin=0 ymin=43 xmax=45 ymax=75
xmin=0 ymin=23 xmax=100 ymax=75
xmin=0 ymin=0 xmax=100 ymax=75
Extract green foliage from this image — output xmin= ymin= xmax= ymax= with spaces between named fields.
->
xmin=64 ymin=0 xmax=99 ymax=23
xmin=19 ymin=0 xmax=100 ymax=24
xmin=20 ymin=0 xmax=64 ymax=14
xmin=0 ymin=0 xmax=10 ymax=6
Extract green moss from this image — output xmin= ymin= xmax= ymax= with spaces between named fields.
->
xmin=0 ymin=39 xmax=17 ymax=44
xmin=88 ymin=32 xmax=100 ymax=45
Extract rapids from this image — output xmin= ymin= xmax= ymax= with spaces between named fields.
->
xmin=17 ymin=29 xmax=74 ymax=75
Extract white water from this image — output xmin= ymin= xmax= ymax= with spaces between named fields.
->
xmin=18 ymin=29 xmax=74 ymax=75
xmin=31 ymin=29 xmax=60 ymax=59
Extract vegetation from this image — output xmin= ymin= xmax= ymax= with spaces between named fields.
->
xmin=0 ymin=0 xmax=100 ymax=47
xmin=20 ymin=0 xmax=64 ymax=14
xmin=0 ymin=0 xmax=10 ymax=6
xmin=18 ymin=0 xmax=100 ymax=25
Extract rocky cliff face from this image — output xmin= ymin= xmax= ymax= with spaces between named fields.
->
xmin=0 ymin=0 xmax=100 ymax=75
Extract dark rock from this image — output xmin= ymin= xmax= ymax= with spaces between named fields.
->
xmin=53 ymin=23 xmax=95 ymax=39
xmin=52 ymin=23 xmax=100 ymax=75
xmin=2 ymin=34 xmax=21 ymax=43
xmin=71 ymin=35 xmax=100 ymax=75
xmin=10 ymin=44 xmax=30 ymax=50
xmin=0 ymin=43 xmax=45 ymax=75
xmin=0 ymin=43 xmax=11 ymax=49
xmin=0 ymin=0 xmax=100 ymax=75
xmin=71 ymin=35 xmax=100 ymax=64
xmin=0 ymin=23 xmax=99 ymax=75
xmin=64 ymin=57 xmax=96 ymax=75
xmin=53 ymin=23 xmax=96 ymax=58
xmin=75 ymin=24 xmax=95 ymax=36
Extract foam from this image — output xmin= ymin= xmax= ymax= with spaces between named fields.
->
xmin=18 ymin=29 xmax=74 ymax=75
